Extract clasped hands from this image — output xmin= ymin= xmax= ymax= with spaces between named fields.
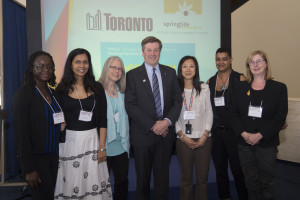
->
xmin=241 ymin=131 xmax=263 ymax=145
xmin=152 ymin=119 xmax=169 ymax=137
xmin=182 ymin=134 xmax=207 ymax=149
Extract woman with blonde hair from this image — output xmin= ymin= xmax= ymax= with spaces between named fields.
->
xmin=231 ymin=50 xmax=288 ymax=200
xmin=99 ymin=56 xmax=130 ymax=200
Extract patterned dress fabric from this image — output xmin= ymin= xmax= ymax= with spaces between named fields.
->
xmin=54 ymin=128 xmax=112 ymax=200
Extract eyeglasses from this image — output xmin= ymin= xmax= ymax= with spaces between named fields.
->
xmin=33 ymin=64 xmax=54 ymax=71
xmin=249 ymin=59 xmax=265 ymax=66
xmin=109 ymin=66 xmax=122 ymax=72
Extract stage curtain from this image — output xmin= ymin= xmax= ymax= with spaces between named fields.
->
xmin=3 ymin=0 xmax=27 ymax=178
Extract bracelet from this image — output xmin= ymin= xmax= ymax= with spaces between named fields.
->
xmin=179 ymin=134 xmax=185 ymax=142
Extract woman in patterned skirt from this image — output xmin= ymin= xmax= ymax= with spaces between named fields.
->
xmin=54 ymin=48 xmax=112 ymax=200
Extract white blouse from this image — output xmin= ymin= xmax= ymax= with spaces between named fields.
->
xmin=175 ymin=83 xmax=213 ymax=138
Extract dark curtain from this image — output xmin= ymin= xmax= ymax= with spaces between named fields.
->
xmin=3 ymin=0 xmax=27 ymax=178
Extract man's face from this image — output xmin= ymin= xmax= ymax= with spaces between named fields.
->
xmin=142 ymin=42 xmax=161 ymax=67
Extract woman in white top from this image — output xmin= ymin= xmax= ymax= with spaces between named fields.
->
xmin=176 ymin=56 xmax=213 ymax=200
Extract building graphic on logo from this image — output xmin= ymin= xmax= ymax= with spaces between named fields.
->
xmin=86 ymin=10 xmax=102 ymax=30
xmin=164 ymin=0 xmax=202 ymax=16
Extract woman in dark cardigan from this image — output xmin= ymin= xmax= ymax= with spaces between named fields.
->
xmin=231 ymin=50 xmax=288 ymax=200
xmin=12 ymin=51 xmax=65 ymax=200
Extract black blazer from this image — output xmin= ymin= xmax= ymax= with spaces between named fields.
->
xmin=12 ymin=84 xmax=61 ymax=174
xmin=125 ymin=63 xmax=182 ymax=147
xmin=231 ymin=80 xmax=288 ymax=147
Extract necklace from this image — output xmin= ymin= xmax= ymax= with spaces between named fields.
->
xmin=107 ymin=86 xmax=117 ymax=97
xmin=217 ymin=70 xmax=231 ymax=90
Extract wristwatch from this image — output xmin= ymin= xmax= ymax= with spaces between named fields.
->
xmin=99 ymin=148 xmax=106 ymax=152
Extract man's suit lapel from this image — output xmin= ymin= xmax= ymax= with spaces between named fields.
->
xmin=138 ymin=64 xmax=155 ymax=102
xmin=159 ymin=65 xmax=168 ymax=105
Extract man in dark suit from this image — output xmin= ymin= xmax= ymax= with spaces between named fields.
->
xmin=125 ymin=36 xmax=182 ymax=200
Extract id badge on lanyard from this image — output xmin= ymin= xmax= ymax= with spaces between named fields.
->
xmin=79 ymin=110 xmax=93 ymax=121
xmin=183 ymin=111 xmax=196 ymax=120
xmin=53 ymin=112 xmax=65 ymax=124
xmin=214 ymin=97 xmax=225 ymax=107
xmin=248 ymin=105 xmax=263 ymax=118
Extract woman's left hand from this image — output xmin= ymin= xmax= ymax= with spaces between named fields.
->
xmin=60 ymin=122 xmax=66 ymax=132
xmin=245 ymin=133 xmax=263 ymax=145
xmin=97 ymin=150 xmax=107 ymax=163
xmin=192 ymin=135 xmax=207 ymax=149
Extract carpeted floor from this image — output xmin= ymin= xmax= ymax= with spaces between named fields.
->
xmin=0 ymin=158 xmax=299 ymax=200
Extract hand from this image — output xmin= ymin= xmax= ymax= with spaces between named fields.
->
xmin=281 ymin=121 xmax=288 ymax=130
xmin=241 ymin=131 xmax=251 ymax=142
xmin=153 ymin=120 xmax=170 ymax=135
xmin=242 ymin=132 xmax=263 ymax=145
xmin=182 ymin=136 xmax=197 ymax=149
xmin=162 ymin=129 xmax=169 ymax=137
xmin=60 ymin=122 xmax=66 ymax=132
xmin=247 ymin=133 xmax=263 ymax=145
xmin=192 ymin=135 xmax=207 ymax=149
xmin=97 ymin=150 xmax=107 ymax=163
xmin=26 ymin=171 xmax=41 ymax=190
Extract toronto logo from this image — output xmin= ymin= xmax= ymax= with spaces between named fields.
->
xmin=86 ymin=10 xmax=153 ymax=32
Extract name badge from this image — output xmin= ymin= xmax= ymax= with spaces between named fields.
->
xmin=183 ymin=111 xmax=196 ymax=120
xmin=79 ymin=110 xmax=93 ymax=122
xmin=114 ymin=112 xmax=119 ymax=123
xmin=248 ymin=105 xmax=263 ymax=118
xmin=53 ymin=112 xmax=65 ymax=124
xmin=214 ymin=97 xmax=225 ymax=107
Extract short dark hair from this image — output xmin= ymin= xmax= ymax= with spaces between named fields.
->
xmin=56 ymin=48 xmax=100 ymax=94
xmin=141 ymin=36 xmax=162 ymax=51
xmin=216 ymin=47 xmax=232 ymax=58
xmin=24 ymin=51 xmax=56 ymax=87
xmin=177 ymin=56 xmax=202 ymax=95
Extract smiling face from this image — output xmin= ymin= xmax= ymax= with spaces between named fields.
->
xmin=249 ymin=54 xmax=267 ymax=77
xmin=108 ymin=59 xmax=123 ymax=83
xmin=72 ymin=54 xmax=89 ymax=79
xmin=32 ymin=55 xmax=53 ymax=84
xmin=215 ymin=52 xmax=232 ymax=73
xmin=142 ymin=42 xmax=161 ymax=67
xmin=181 ymin=59 xmax=196 ymax=81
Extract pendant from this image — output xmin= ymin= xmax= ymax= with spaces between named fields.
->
xmin=220 ymin=84 xmax=227 ymax=90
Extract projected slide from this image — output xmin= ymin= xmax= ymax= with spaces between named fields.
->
xmin=41 ymin=0 xmax=220 ymax=81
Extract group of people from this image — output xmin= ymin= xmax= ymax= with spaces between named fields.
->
xmin=12 ymin=36 xmax=288 ymax=200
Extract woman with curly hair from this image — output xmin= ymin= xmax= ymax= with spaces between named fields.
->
xmin=54 ymin=48 xmax=112 ymax=200
xmin=12 ymin=51 xmax=65 ymax=200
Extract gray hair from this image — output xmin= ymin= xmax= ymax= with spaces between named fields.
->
xmin=98 ymin=56 xmax=126 ymax=93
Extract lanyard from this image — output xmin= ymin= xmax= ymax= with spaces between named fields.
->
xmin=182 ymin=88 xmax=194 ymax=111
xmin=35 ymin=86 xmax=63 ymax=113
xmin=214 ymin=70 xmax=231 ymax=98
xmin=73 ymin=85 xmax=96 ymax=112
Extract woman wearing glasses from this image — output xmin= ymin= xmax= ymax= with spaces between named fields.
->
xmin=54 ymin=48 xmax=112 ymax=200
xmin=98 ymin=56 xmax=130 ymax=200
xmin=231 ymin=50 xmax=288 ymax=200
xmin=12 ymin=51 xmax=65 ymax=200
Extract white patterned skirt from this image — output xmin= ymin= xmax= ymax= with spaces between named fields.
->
xmin=54 ymin=128 xmax=112 ymax=200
